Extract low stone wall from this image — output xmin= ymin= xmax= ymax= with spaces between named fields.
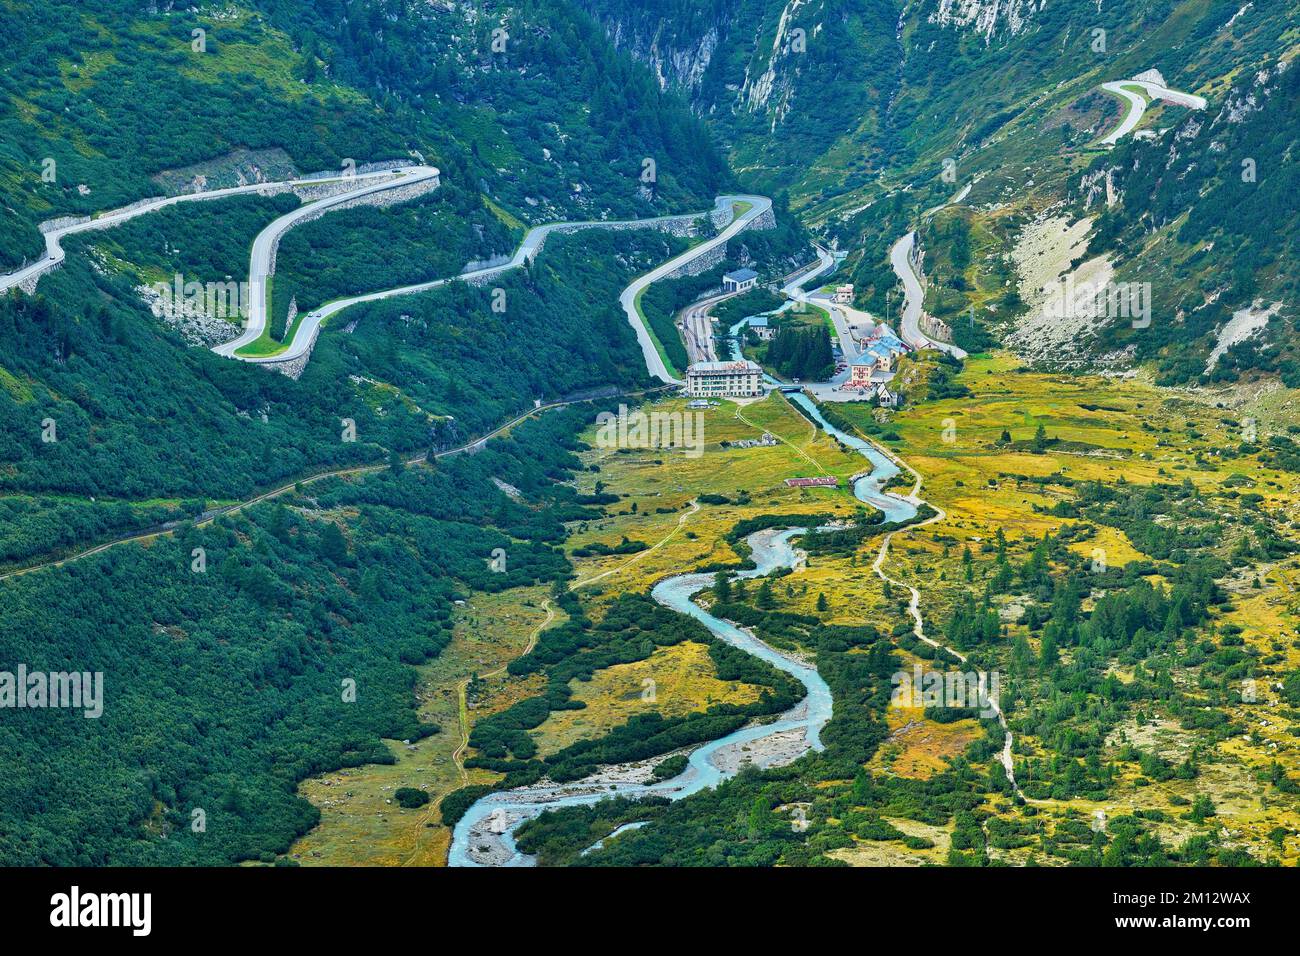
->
xmin=262 ymin=341 xmax=313 ymax=379
xmin=40 ymin=215 xmax=89 ymax=235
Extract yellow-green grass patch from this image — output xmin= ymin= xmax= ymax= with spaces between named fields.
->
xmin=284 ymin=586 xmax=554 ymax=866
xmin=529 ymin=640 xmax=765 ymax=757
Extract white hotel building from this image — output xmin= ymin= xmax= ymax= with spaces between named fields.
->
xmin=685 ymin=360 xmax=764 ymax=398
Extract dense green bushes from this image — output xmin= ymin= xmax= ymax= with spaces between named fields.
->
xmin=0 ymin=496 xmax=192 ymax=570
xmin=464 ymin=591 xmax=800 ymax=785
xmin=268 ymin=171 xmax=517 ymax=340
xmin=321 ymin=230 xmax=679 ymax=436
xmin=0 ymin=280 xmax=427 ymax=502
xmin=0 ymin=408 xmax=591 ymax=865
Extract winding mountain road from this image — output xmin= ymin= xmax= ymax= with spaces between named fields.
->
xmin=250 ymin=194 xmax=768 ymax=371
xmin=780 ymin=243 xmax=837 ymax=302
xmin=890 ymin=231 xmax=968 ymax=360
xmin=3 ymin=140 xmax=1010 ymax=823
xmin=1099 ymin=77 xmax=1208 ymax=147
xmin=2 ymin=166 xmax=769 ymax=379
xmin=0 ymin=164 xmax=773 ymax=583
xmin=619 ymin=195 xmax=772 ymax=384
xmin=920 ymin=182 xmax=971 ymax=223
xmin=0 ymin=166 xmax=436 ymax=300
xmin=780 ymin=243 xmax=863 ymax=359
xmin=212 ymin=165 xmax=441 ymax=359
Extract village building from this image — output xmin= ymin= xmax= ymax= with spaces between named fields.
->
xmin=746 ymin=316 xmax=775 ymax=340
xmin=685 ymin=359 xmax=764 ymax=398
xmin=722 ymin=268 xmax=759 ymax=293
xmin=847 ymin=345 xmax=901 ymax=383
xmin=845 ymin=366 xmax=899 ymax=406
xmin=864 ymin=343 xmax=897 ymax=371
xmin=864 ymin=325 xmax=907 ymax=353
xmin=833 ymin=283 xmax=854 ymax=304
xmin=848 ymin=358 xmax=875 ymax=390
xmin=846 ymin=326 xmax=908 ymax=394
xmin=785 ymin=476 xmax=839 ymax=488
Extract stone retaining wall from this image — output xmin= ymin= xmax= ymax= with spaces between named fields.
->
xmin=665 ymin=241 xmax=725 ymax=279
xmin=752 ymin=205 xmax=776 ymax=230
xmin=17 ymin=270 xmax=46 ymax=295
xmin=267 ymin=348 xmax=311 ymax=379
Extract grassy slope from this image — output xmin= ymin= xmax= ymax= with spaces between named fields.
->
xmin=838 ymin=352 xmax=1300 ymax=863
xmin=288 ymin=586 xmax=556 ymax=867
xmin=515 ymin=353 xmax=1300 ymax=866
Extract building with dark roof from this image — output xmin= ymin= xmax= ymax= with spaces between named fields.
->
xmin=722 ymin=268 xmax=759 ymax=293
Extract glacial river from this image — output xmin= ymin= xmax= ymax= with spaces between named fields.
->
xmin=448 ymin=392 xmax=917 ymax=866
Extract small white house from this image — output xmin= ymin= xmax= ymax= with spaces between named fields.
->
xmin=833 ymin=283 xmax=854 ymax=304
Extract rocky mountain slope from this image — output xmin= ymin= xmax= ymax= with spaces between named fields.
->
xmin=577 ymin=0 xmax=1298 ymax=382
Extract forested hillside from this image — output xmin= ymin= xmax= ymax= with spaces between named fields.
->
xmin=0 ymin=407 xmax=594 ymax=865
xmin=0 ymin=0 xmax=733 ymax=545
xmin=3 ymin=0 xmax=1298 ymax=874
xmin=0 ymin=0 xmax=730 ymax=269
xmin=0 ymin=0 xmax=741 ymax=864
xmin=0 ymin=209 xmax=717 ymax=862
